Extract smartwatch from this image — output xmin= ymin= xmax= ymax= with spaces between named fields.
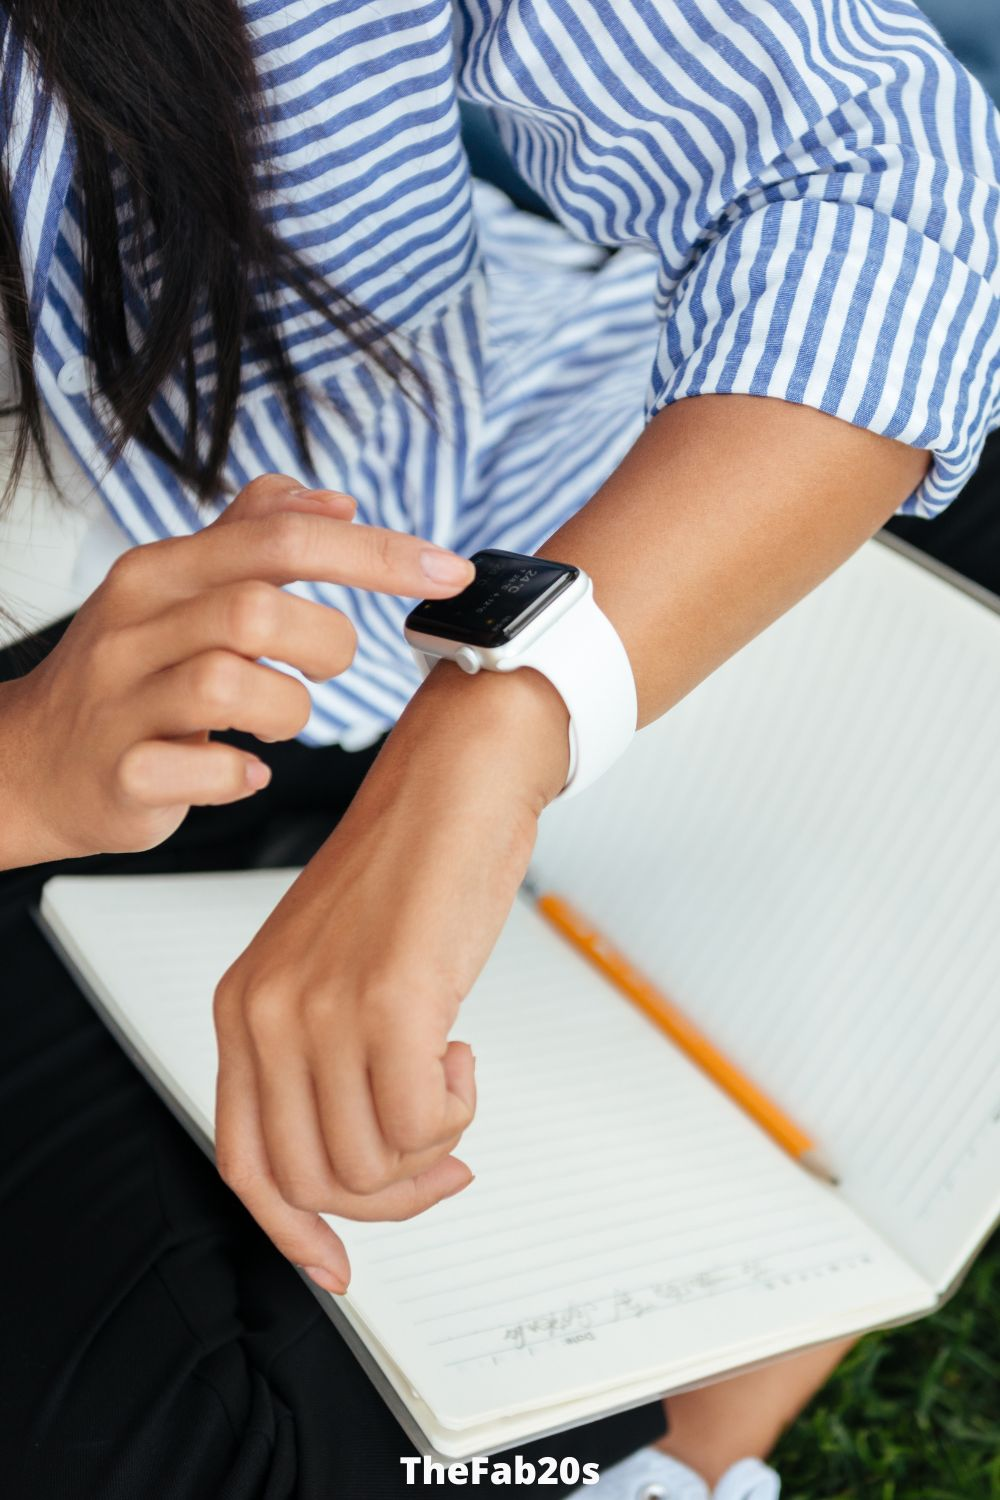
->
xmin=403 ymin=549 xmax=637 ymax=800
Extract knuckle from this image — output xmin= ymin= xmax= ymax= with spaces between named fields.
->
xmin=370 ymin=526 xmax=395 ymax=574
xmin=267 ymin=671 xmax=313 ymax=738
xmin=284 ymin=677 xmax=314 ymax=734
xmin=328 ymin=612 xmax=357 ymax=671
xmin=213 ymin=970 xmax=249 ymax=1038
xmin=241 ymin=475 xmax=273 ymax=503
xmin=115 ymin=742 xmax=155 ymax=800
xmin=242 ymin=982 xmax=288 ymax=1048
xmin=212 ymin=966 xmax=244 ymax=1026
xmin=262 ymin=512 xmax=308 ymax=573
xmin=382 ymin=1108 xmax=436 ymax=1157
xmin=333 ymin=1152 xmax=393 ymax=1198
xmin=213 ymin=964 xmax=241 ymax=1015
xmin=379 ymin=1182 xmax=426 ymax=1223
xmin=215 ymin=1147 xmax=261 ymax=1198
xmin=104 ymin=545 xmax=148 ymax=594
xmin=272 ymin=1171 xmax=333 ymax=1213
xmin=227 ymin=581 xmax=277 ymax=656
xmin=191 ymin=651 xmax=242 ymax=711
xmin=299 ymin=986 xmax=337 ymax=1032
xmin=238 ymin=473 xmax=289 ymax=509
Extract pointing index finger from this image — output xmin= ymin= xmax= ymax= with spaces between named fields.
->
xmin=155 ymin=513 xmax=475 ymax=600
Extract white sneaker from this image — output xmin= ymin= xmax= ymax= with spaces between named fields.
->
xmin=565 ymin=1446 xmax=780 ymax=1500
xmin=714 ymin=1458 xmax=781 ymax=1500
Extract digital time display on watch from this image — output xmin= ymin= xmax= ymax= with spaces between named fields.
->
xmin=406 ymin=549 xmax=579 ymax=648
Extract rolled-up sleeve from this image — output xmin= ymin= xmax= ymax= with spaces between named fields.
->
xmin=455 ymin=0 xmax=1000 ymax=515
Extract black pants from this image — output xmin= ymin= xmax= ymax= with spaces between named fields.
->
xmin=1 ymin=432 xmax=997 ymax=1500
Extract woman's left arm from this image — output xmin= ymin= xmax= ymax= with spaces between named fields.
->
xmin=213 ymin=392 xmax=928 ymax=1290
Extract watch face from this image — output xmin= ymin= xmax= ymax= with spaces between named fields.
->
xmin=406 ymin=549 xmax=579 ymax=648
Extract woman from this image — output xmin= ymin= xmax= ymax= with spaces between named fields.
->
xmin=1 ymin=2 xmax=998 ymax=1497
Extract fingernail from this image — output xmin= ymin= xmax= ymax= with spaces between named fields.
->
xmin=443 ymin=1163 xmax=475 ymax=1199
xmin=302 ymin=1265 xmax=348 ymax=1294
xmin=420 ymin=548 xmax=473 ymax=585
xmin=245 ymin=758 xmax=272 ymax=791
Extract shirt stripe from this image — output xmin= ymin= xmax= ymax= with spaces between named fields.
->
xmin=2 ymin=0 xmax=999 ymax=745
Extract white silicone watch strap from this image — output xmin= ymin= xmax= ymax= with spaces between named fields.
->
xmin=497 ymin=584 xmax=637 ymax=800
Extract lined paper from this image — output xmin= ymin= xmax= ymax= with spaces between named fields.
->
xmin=41 ymin=871 xmax=929 ymax=1435
xmin=342 ymin=899 xmax=928 ymax=1426
xmin=533 ymin=540 xmax=1000 ymax=1290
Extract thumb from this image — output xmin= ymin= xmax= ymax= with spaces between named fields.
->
xmin=215 ymin=473 xmax=357 ymax=528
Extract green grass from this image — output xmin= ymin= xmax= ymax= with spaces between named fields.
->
xmin=773 ymin=1233 xmax=1000 ymax=1499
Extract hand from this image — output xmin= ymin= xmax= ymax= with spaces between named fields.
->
xmin=213 ymin=663 xmax=570 ymax=1292
xmin=0 ymin=473 xmax=473 ymax=868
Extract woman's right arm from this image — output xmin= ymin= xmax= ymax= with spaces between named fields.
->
xmin=0 ymin=473 xmax=473 ymax=869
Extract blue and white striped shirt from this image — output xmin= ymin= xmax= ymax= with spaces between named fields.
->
xmin=3 ymin=0 xmax=1000 ymax=745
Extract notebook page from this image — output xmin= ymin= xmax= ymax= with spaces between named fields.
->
xmin=532 ymin=541 xmax=1000 ymax=1293
xmin=41 ymin=870 xmax=929 ymax=1434
xmin=40 ymin=869 xmax=298 ymax=1144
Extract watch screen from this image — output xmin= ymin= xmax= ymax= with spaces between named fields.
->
xmin=406 ymin=550 xmax=579 ymax=648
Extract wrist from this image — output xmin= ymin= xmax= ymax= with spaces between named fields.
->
xmin=0 ymin=677 xmax=64 ymax=869
xmin=296 ymin=661 xmax=569 ymax=922
xmin=396 ymin=659 xmax=571 ymax=818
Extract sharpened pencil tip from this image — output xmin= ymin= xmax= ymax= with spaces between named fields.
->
xmin=800 ymin=1148 xmax=840 ymax=1186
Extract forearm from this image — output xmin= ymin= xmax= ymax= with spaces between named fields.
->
xmin=539 ymin=394 xmax=930 ymax=729
xmin=387 ymin=395 xmax=930 ymax=805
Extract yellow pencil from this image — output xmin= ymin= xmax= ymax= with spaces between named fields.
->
xmin=529 ymin=884 xmax=838 ymax=1185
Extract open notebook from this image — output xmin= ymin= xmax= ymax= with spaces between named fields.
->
xmin=39 ymin=536 xmax=1000 ymax=1462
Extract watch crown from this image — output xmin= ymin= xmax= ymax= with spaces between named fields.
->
xmin=454 ymin=647 xmax=481 ymax=675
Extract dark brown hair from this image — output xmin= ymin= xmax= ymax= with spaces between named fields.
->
xmin=0 ymin=0 xmax=426 ymax=507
